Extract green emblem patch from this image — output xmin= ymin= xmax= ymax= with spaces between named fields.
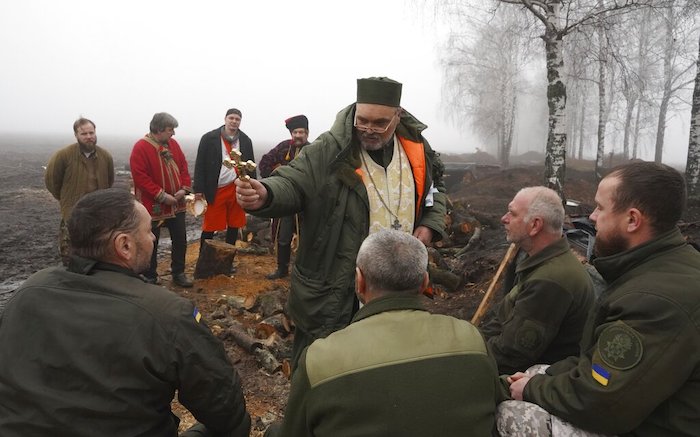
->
xmin=516 ymin=325 xmax=543 ymax=350
xmin=597 ymin=322 xmax=643 ymax=370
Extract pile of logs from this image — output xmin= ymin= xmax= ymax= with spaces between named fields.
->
xmin=210 ymin=289 xmax=294 ymax=377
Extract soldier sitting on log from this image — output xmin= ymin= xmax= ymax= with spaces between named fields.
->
xmin=0 ymin=188 xmax=250 ymax=437
xmin=264 ymin=230 xmax=506 ymax=437
xmin=500 ymin=162 xmax=700 ymax=437
xmin=480 ymin=186 xmax=595 ymax=374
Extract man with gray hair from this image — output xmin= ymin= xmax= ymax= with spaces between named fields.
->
xmin=265 ymin=229 xmax=504 ymax=437
xmin=480 ymin=186 xmax=594 ymax=374
xmin=130 ymin=112 xmax=193 ymax=287
xmin=501 ymin=162 xmax=700 ymax=436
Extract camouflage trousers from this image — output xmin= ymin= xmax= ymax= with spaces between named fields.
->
xmin=58 ymin=219 xmax=70 ymax=266
xmin=497 ymin=365 xmax=614 ymax=437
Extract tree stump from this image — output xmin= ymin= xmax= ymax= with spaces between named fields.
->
xmin=194 ymin=239 xmax=237 ymax=279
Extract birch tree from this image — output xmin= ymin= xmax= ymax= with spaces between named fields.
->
xmin=653 ymin=0 xmax=697 ymax=163
xmin=494 ymin=0 xmax=651 ymax=197
xmin=441 ymin=7 xmax=532 ymax=167
xmin=685 ymin=36 xmax=700 ymax=196
xmin=564 ymin=28 xmax=597 ymax=161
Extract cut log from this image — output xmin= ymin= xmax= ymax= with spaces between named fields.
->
xmin=255 ymin=289 xmax=286 ymax=318
xmin=254 ymin=347 xmax=281 ymax=374
xmin=258 ymin=313 xmax=292 ymax=337
xmin=242 ymin=215 xmax=272 ymax=246
xmin=428 ymin=265 xmax=461 ymax=292
xmin=455 ymin=225 xmax=483 ymax=258
xmin=224 ymin=322 xmax=262 ymax=352
xmin=194 ymin=239 xmax=236 ymax=279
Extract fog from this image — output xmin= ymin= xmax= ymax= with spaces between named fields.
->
xmin=0 ymin=0 xmax=477 ymax=158
xmin=0 ymin=0 xmax=693 ymax=165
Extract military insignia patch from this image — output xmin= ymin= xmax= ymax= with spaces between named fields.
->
xmin=516 ymin=325 xmax=543 ymax=350
xmin=597 ymin=322 xmax=643 ymax=370
xmin=193 ymin=307 xmax=201 ymax=323
xmin=591 ymin=363 xmax=611 ymax=386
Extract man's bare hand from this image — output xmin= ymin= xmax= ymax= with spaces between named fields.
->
xmin=162 ymin=193 xmax=178 ymax=206
xmin=234 ymin=177 xmax=267 ymax=210
xmin=174 ymin=190 xmax=186 ymax=202
xmin=508 ymin=374 xmax=531 ymax=401
xmin=413 ymin=226 xmax=434 ymax=246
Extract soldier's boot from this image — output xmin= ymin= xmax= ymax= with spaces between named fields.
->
xmin=266 ymin=244 xmax=290 ymax=279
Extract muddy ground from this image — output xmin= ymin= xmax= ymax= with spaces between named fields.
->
xmin=2 ymin=147 xmax=698 ymax=435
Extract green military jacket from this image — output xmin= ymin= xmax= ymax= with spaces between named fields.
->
xmin=0 ymin=257 xmax=250 ymax=437
xmin=525 ymin=228 xmax=700 ymax=436
xmin=481 ymin=238 xmax=595 ymax=374
xmin=268 ymin=294 xmax=504 ymax=437
xmin=251 ymin=104 xmax=448 ymax=339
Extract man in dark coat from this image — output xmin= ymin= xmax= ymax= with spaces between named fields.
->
xmin=481 ymin=186 xmax=594 ymax=374
xmin=193 ymin=108 xmax=256 ymax=254
xmin=258 ymin=115 xmax=311 ymax=279
xmin=500 ymin=162 xmax=700 ymax=437
xmin=0 ymin=188 xmax=250 ymax=437
xmin=235 ymin=77 xmax=448 ymax=371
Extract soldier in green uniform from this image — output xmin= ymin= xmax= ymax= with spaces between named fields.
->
xmin=0 ymin=188 xmax=250 ymax=437
xmin=500 ymin=162 xmax=700 ymax=437
xmin=481 ymin=186 xmax=594 ymax=374
xmin=265 ymin=230 xmax=505 ymax=437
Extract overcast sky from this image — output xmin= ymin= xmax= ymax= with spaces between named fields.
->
xmin=0 ymin=0 xmax=475 ymax=155
xmin=1 ymin=0 xmax=693 ymax=165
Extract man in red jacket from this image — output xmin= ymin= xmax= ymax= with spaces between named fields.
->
xmin=130 ymin=112 xmax=193 ymax=287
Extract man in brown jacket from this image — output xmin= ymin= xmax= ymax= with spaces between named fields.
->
xmin=45 ymin=117 xmax=114 ymax=265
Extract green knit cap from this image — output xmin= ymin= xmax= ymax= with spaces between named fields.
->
xmin=356 ymin=77 xmax=402 ymax=107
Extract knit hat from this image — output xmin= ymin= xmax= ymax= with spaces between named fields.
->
xmin=226 ymin=108 xmax=242 ymax=117
xmin=285 ymin=115 xmax=309 ymax=132
xmin=356 ymin=77 xmax=402 ymax=107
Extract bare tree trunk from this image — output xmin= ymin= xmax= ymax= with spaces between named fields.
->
xmin=633 ymin=101 xmax=642 ymax=159
xmin=543 ymin=26 xmax=568 ymax=199
xmin=502 ymin=93 xmax=516 ymax=168
xmin=622 ymin=97 xmax=637 ymax=160
xmin=655 ymin=92 xmax=671 ymax=163
xmin=655 ymin=1 xmax=676 ymax=163
xmin=632 ymin=7 xmax=651 ymax=161
xmin=567 ymin=91 xmax=578 ymax=158
xmin=578 ymin=88 xmax=587 ymax=160
xmin=685 ymin=34 xmax=700 ymax=197
xmin=595 ymin=15 xmax=608 ymax=181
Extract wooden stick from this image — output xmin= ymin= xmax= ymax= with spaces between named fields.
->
xmin=470 ymin=243 xmax=517 ymax=326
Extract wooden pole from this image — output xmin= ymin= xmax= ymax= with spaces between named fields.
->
xmin=470 ymin=243 xmax=517 ymax=326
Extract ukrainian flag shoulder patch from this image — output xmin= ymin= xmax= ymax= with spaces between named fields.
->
xmin=592 ymin=363 xmax=611 ymax=386
xmin=193 ymin=307 xmax=202 ymax=323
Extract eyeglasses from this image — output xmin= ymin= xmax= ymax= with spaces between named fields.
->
xmin=354 ymin=114 xmax=396 ymax=134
